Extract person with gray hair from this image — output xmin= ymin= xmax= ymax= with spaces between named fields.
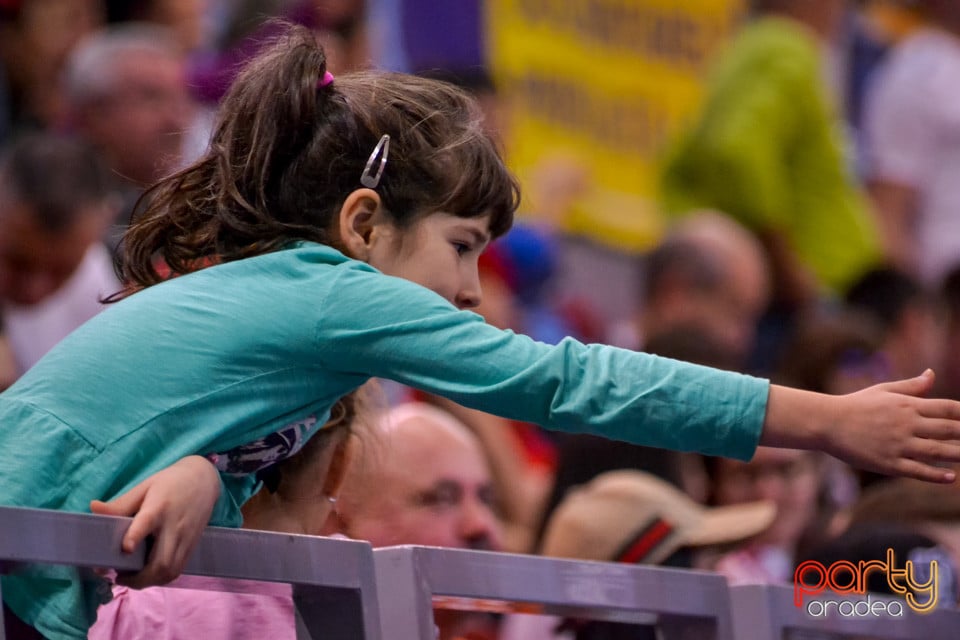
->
xmin=63 ymin=22 xmax=192 ymax=189
xmin=62 ymin=22 xmax=193 ymax=253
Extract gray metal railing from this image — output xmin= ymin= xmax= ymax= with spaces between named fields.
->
xmin=3 ymin=507 xmax=960 ymax=640
xmin=373 ymin=545 xmax=736 ymax=640
xmin=0 ymin=506 xmax=382 ymax=640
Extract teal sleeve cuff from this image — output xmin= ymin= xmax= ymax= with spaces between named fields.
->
xmin=208 ymin=473 xmax=255 ymax=528
xmin=728 ymin=375 xmax=770 ymax=462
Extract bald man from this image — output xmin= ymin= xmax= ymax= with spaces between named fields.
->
xmin=332 ymin=402 xmax=504 ymax=640
xmin=334 ymin=402 xmax=503 ymax=550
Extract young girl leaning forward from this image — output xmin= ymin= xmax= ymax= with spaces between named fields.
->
xmin=2 ymin=25 xmax=960 ymax=639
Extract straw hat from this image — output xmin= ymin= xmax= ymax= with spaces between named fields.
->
xmin=541 ymin=470 xmax=776 ymax=566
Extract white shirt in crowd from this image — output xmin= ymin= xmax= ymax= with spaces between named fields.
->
xmin=3 ymin=242 xmax=120 ymax=374
xmin=865 ymin=27 xmax=960 ymax=285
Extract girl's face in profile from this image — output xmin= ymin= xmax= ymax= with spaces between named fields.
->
xmin=367 ymin=212 xmax=492 ymax=311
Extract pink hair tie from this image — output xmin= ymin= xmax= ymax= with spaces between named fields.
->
xmin=319 ymin=71 xmax=334 ymax=88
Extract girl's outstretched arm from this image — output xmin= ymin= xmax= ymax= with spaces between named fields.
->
xmin=761 ymin=369 xmax=960 ymax=483
xmin=89 ymin=455 xmax=221 ymax=588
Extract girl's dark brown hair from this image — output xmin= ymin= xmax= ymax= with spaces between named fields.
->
xmin=116 ymin=23 xmax=519 ymax=296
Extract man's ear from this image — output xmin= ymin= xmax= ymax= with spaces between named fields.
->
xmin=337 ymin=188 xmax=384 ymax=261
xmin=318 ymin=434 xmax=355 ymax=536
xmin=323 ymin=434 xmax=355 ymax=501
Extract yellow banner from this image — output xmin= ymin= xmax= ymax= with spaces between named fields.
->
xmin=487 ymin=0 xmax=745 ymax=251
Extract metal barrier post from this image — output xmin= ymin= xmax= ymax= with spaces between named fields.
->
xmin=374 ymin=545 xmax=735 ymax=640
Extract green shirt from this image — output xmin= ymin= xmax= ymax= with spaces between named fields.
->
xmin=0 ymin=243 xmax=768 ymax=638
xmin=660 ymin=17 xmax=881 ymax=293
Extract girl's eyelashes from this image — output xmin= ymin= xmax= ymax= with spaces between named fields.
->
xmin=452 ymin=242 xmax=471 ymax=256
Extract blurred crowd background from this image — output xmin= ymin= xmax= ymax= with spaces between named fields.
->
xmin=4 ymin=0 xmax=960 ymax=637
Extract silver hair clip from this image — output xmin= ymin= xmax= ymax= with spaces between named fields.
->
xmin=360 ymin=134 xmax=390 ymax=189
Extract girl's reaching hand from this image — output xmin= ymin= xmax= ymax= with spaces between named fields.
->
xmin=763 ymin=369 xmax=960 ymax=483
xmin=89 ymin=455 xmax=221 ymax=589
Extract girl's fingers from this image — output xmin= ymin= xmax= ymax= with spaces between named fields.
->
xmin=90 ymin=482 xmax=156 ymax=553
xmin=94 ymin=457 xmax=220 ymax=587
xmin=917 ymin=398 xmax=960 ymax=422
xmin=118 ymin=555 xmax=178 ymax=589
xmin=912 ymin=417 xmax=960 ymax=439
xmin=116 ymin=538 xmax=168 ymax=589
xmin=119 ymin=502 xmax=165 ymax=554
xmin=118 ymin=523 xmax=189 ymax=589
xmin=873 ymin=369 xmax=935 ymax=396
xmin=905 ymin=438 xmax=960 ymax=466
xmin=913 ymin=418 xmax=960 ymax=443
xmin=89 ymin=481 xmax=150 ymax=518
xmin=892 ymin=457 xmax=956 ymax=484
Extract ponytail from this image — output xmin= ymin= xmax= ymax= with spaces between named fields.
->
xmin=118 ymin=24 xmax=344 ymax=293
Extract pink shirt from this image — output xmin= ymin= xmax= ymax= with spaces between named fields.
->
xmin=90 ymin=575 xmax=295 ymax=639
xmin=865 ymin=28 xmax=960 ymax=283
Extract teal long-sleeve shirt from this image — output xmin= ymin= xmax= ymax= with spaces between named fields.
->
xmin=0 ymin=242 xmax=768 ymax=638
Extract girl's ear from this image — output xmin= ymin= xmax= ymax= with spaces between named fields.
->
xmin=337 ymin=188 xmax=384 ymax=261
